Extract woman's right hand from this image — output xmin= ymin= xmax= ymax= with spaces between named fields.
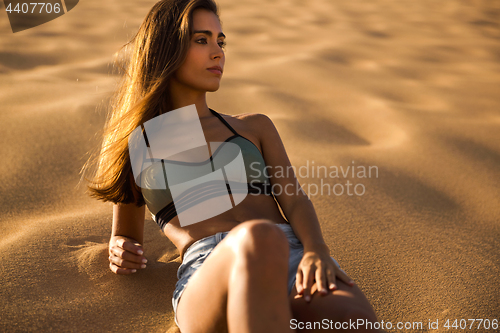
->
xmin=108 ymin=236 xmax=147 ymax=274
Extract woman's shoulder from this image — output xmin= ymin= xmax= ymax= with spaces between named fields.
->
xmin=219 ymin=112 xmax=274 ymax=132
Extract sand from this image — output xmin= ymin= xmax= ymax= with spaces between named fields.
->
xmin=1 ymin=0 xmax=499 ymax=332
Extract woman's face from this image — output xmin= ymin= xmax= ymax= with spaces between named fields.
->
xmin=171 ymin=8 xmax=226 ymax=93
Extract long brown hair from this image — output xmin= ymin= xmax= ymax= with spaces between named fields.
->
xmin=80 ymin=0 xmax=221 ymax=206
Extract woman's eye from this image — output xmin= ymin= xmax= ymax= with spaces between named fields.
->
xmin=196 ymin=38 xmax=226 ymax=49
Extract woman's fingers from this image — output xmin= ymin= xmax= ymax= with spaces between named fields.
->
xmin=334 ymin=266 xmax=355 ymax=287
xmin=118 ymin=238 xmax=144 ymax=256
xmin=296 ymin=255 xmax=356 ymax=302
xmin=108 ymin=238 xmax=147 ymax=275
xmin=109 ymin=261 xmax=137 ymax=275
xmin=301 ymin=267 xmax=315 ymax=302
xmin=116 ymin=239 xmax=146 ymax=264
xmin=109 ymin=252 xmax=145 ymax=269
xmin=110 ymin=245 xmax=146 ymax=265
xmin=315 ymin=265 xmax=328 ymax=295
xmin=326 ymin=266 xmax=337 ymax=290
xmin=295 ymin=270 xmax=304 ymax=295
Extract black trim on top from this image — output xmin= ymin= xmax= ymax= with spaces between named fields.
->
xmin=209 ymin=108 xmax=266 ymax=159
xmin=209 ymin=108 xmax=239 ymax=136
xmin=155 ymin=182 xmax=273 ymax=228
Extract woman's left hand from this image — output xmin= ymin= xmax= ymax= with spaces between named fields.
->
xmin=295 ymin=247 xmax=355 ymax=302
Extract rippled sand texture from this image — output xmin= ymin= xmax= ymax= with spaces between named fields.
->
xmin=0 ymin=0 xmax=499 ymax=332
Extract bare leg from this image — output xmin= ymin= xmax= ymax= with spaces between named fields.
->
xmin=289 ymin=279 xmax=379 ymax=332
xmin=175 ymin=220 xmax=295 ymax=333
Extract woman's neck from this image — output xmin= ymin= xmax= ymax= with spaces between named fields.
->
xmin=169 ymin=82 xmax=212 ymax=118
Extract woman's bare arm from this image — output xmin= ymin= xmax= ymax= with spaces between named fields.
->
xmin=250 ymin=113 xmax=354 ymax=300
xmin=249 ymin=114 xmax=327 ymax=251
xmin=108 ymin=202 xmax=147 ymax=274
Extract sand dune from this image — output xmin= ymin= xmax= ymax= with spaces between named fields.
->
xmin=1 ymin=0 xmax=499 ymax=331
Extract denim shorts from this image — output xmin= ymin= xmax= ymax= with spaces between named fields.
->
xmin=171 ymin=222 xmax=344 ymax=327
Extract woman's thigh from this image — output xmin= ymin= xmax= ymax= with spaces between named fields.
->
xmin=289 ymin=280 xmax=379 ymax=332
xmin=175 ymin=230 xmax=234 ymax=333
xmin=175 ymin=220 xmax=289 ymax=333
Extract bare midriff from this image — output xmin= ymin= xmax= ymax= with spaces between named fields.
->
xmin=162 ymin=193 xmax=288 ymax=260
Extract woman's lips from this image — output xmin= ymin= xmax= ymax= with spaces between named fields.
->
xmin=207 ymin=68 xmax=222 ymax=75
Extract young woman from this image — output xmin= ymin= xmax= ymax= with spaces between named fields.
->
xmin=83 ymin=0 xmax=379 ymax=332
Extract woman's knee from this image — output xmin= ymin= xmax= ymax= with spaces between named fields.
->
xmin=229 ymin=219 xmax=289 ymax=262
